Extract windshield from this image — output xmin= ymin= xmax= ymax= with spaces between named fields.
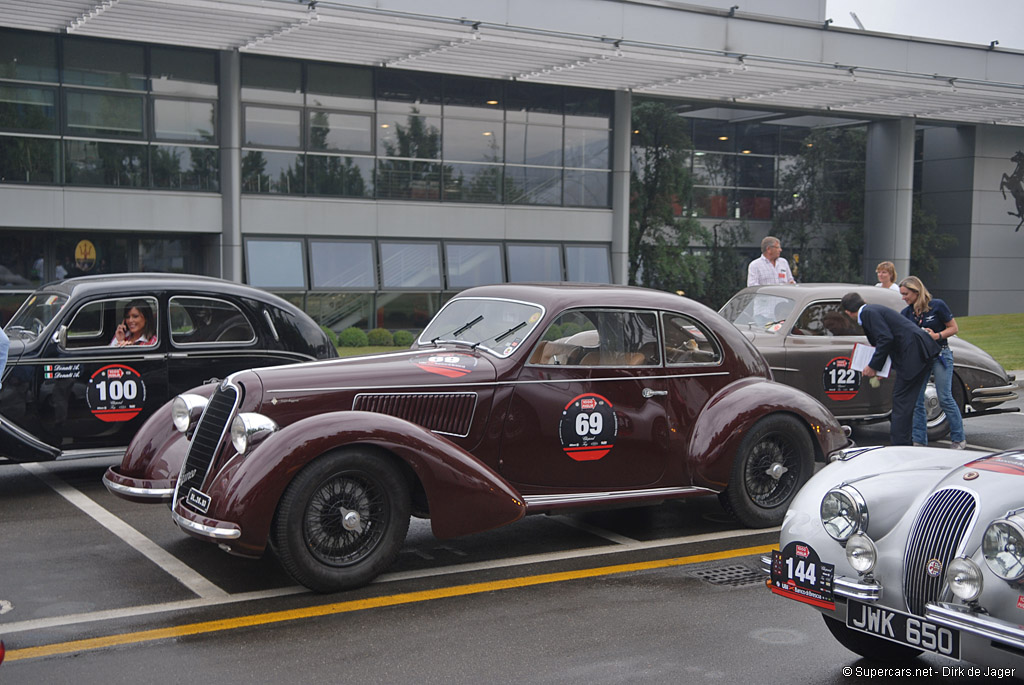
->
xmin=719 ymin=292 xmax=795 ymax=334
xmin=418 ymin=297 xmax=544 ymax=358
xmin=5 ymin=292 xmax=69 ymax=341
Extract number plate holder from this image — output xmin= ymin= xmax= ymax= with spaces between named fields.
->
xmin=846 ymin=599 xmax=961 ymax=658
xmin=768 ymin=541 xmax=835 ymax=610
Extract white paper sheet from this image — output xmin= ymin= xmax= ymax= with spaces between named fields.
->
xmin=850 ymin=342 xmax=891 ymax=378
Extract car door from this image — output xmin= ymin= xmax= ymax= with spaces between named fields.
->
xmin=500 ymin=308 xmax=674 ymax=490
xmin=781 ymin=299 xmax=891 ymax=419
xmin=38 ymin=294 xmax=169 ymax=451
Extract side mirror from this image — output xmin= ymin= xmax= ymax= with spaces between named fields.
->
xmin=53 ymin=325 xmax=68 ymax=348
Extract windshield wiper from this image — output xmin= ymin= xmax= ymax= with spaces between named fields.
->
xmin=470 ymin=321 xmax=527 ymax=351
xmin=431 ymin=315 xmax=483 ymax=345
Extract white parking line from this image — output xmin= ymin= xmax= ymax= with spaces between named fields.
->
xmin=549 ymin=514 xmax=640 ymax=544
xmin=20 ymin=462 xmax=229 ymax=601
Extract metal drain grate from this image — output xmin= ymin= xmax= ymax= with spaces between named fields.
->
xmin=691 ymin=564 xmax=764 ymax=587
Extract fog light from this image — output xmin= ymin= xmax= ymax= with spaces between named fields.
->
xmin=845 ymin=533 xmax=876 ymax=574
xmin=946 ymin=557 xmax=983 ymax=601
xmin=821 ymin=486 xmax=868 ymax=541
xmin=983 ymin=517 xmax=1024 ymax=581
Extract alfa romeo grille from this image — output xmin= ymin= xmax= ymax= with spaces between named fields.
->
xmin=902 ymin=488 xmax=976 ymax=615
xmin=176 ymin=385 xmax=239 ymax=503
xmin=353 ymin=392 xmax=477 ymax=437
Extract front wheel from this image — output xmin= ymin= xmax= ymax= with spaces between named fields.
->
xmin=719 ymin=414 xmax=813 ymax=528
xmin=272 ymin=448 xmax=411 ymax=593
xmin=822 ymin=615 xmax=923 ymax=662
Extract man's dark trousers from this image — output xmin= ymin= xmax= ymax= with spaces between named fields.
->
xmin=889 ymin=364 xmax=932 ymax=446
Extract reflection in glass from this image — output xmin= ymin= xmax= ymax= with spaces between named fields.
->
xmin=505 ymin=123 xmax=562 ymax=166
xmin=507 ymin=244 xmax=561 ymax=282
xmin=151 ymin=145 xmax=219 ymax=191
xmin=241 ymin=150 xmax=303 ymax=194
xmin=565 ymin=245 xmax=611 ymax=283
xmin=443 ymin=163 xmax=502 ymax=203
xmin=307 ymin=63 xmax=373 ymax=104
xmin=241 ymin=55 xmax=302 ymax=104
xmin=0 ymin=29 xmax=58 ymax=83
xmin=0 ymin=137 xmax=59 ymax=184
xmin=154 ymin=99 xmax=216 ymax=142
xmin=0 ymin=230 xmax=49 ymax=290
xmin=140 ymin=237 xmax=204 ymax=273
xmin=376 ymin=292 xmax=441 ymax=331
xmin=445 ymin=243 xmax=503 ymax=288
xmin=443 ymin=75 xmax=503 ymax=120
xmin=245 ymin=239 xmax=305 ymax=288
xmin=736 ymin=189 xmax=773 ymax=220
xmin=380 ymin=242 xmax=441 ymax=289
xmin=308 ymin=110 xmax=372 ymax=153
xmin=62 ymin=37 xmax=145 ymax=90
xmin=376 ymin=159 xmax=441 ymax=200
xmin=564 ymin=127 xmax=609 ymax=169
xmin=564 ymin=169 xmax=609 ymax=207
xmin=150 ymin=47 xmax=218 ymax=97
xmin=309 ymin=241 xmax=376 ymax=289
xmin=0 ymin=85 xmax=57 ymax=132
xmin=376 ymin=112 xmax=441 ymax=158
xmin=443 ymin=118 xmax=502 ymax=163
xmin=306 ymin=154 xmax=373 ymax=197
xmin=244 ymin=106 xmax=301 ymax=148
xmin=692 ymin=186 xmax=733 ymax=219
xmin=306 ymin=292 xmax=373 ymax=332
xmin=505 ymin=166 xmax=561 ymax=205
xmin=65 ymin=91 xmax=144 ymax=138
xmin=53 ymin=234 xmax=131 ymax=277
xmin=65 ymin=140 xmax=146 ymax=187
xmin=692 ymin=152 xmax=734 ymax=187
xmin=735 ymin=154 xmax=774 ymax=189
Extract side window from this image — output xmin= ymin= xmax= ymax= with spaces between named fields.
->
xmin=528 ymin=309 xmax=658 ymax=367
xmin=662 ymin=313 xmax=721 ymax=365
xmin=169 ymin=296 xmax=255 ymax=345
xmin=65 ymin=296 xmax=159 ymax=349
xmin=791 ymin=302 xmax=863 ymax=337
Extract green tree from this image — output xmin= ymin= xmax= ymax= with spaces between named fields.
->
xmin=773 ymin=127 xmax=866 ymax=282
xmin=910 ymin=197 xmax=957 ymax=282
xmin=629 ymin=100 xmax=708 ymax=293
xmin=702 ymin=220 xmax=751 ymax=309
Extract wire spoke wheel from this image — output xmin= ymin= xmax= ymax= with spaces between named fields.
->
xmin=743 ymin=432 xmax=799 ymax=509
xmin=304 ymin=472 xmax=388 ymax=567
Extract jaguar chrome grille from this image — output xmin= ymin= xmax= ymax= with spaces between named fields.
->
xmin=176 ymin=385 xmax=239 ymax=503
xmin=902 ymin=488 xmax=977 ymax=615
xmin=353 ymin=392 xmax=477 ymax=437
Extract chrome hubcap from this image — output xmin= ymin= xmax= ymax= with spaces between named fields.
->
xmin=342 ymin=509 xmax=363 ymax=533
xmin=766 ymin=462 xmax=789 ymax=481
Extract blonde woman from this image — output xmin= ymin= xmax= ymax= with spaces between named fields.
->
xmin=899 ymin=276 xmax=965 ymax=449
xmin=875 ymin=261 xmax=899 ymax=291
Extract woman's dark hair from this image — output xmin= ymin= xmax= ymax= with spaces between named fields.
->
xmin=124 ymin=299 xmax=156 ymax=340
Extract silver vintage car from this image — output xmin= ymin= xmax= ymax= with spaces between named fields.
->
xmin=764 ymin=445 xmax=1024 ymax=671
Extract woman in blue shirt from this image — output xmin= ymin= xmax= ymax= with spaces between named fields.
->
xmin=898 ymin=276 xmax=966 ymax=448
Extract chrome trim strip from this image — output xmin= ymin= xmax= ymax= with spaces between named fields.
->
xmin=56 ymin=446 xmax=126 ymax=461
xmin=102 ymin=478 xmax=173 ymax=499
xmin=926 ymin=602 xmax=1024 ymax=651
xmin=523 ymin=486 xmax=715 ymax=508
xmin=172 ymin=509 xmax=241 ymax=540
xmin=971 ymin=384 xmax=1018 ymax=397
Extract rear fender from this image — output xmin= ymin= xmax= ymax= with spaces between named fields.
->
xmin=688 ymin=378 xmax=846 ymax=490
xmin=203 ymin=411 xmax=526 ymax=556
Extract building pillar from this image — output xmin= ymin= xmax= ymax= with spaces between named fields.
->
xmin=219 ymin=50 xmax=243 ymax=282
xmin=863 ymin=118 xmax=915 ymax=283
xmin=610 ymin=90 xmax=631 ymax=285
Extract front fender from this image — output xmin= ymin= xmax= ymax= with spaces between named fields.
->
xmin=688 ymin=377 xmax=847 ymax=490
xmin=203 ymin=411 xmax=526 ymax=556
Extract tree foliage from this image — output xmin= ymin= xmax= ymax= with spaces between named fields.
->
xmin=910 ymin=197 xmax=957 ymax=283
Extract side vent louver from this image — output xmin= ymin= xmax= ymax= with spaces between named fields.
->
xmin=353 ymin=393 xmax=477 ymax=437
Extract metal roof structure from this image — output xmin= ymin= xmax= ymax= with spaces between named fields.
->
xmin=3 ymin=0 xmax=1024 ymax=127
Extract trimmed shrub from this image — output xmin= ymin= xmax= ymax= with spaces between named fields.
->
xmin=542 ymin=324 xmax=563 ymax=341
xmin=560 ymin=322 xmax=582 ymax=337
xmin=367 ymin=327 xmax=395 ymax=346
xmin=321 ymin=325 xmax=339 ymax=348
xmin=393 ymin=330 xmax=416 ymax=347
xmin=338 ymin=326 xmax=369 ymax=347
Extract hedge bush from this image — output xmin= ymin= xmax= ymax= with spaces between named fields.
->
xmin=338 ymin=326 xmax=369 ymax=347
xmin=321 ymin=325 xmax=339 ymax=348
xmin=393 ymin=330 xmax=416 ymax=347
xmin=367 ymin=327 xmax=395 ymax=346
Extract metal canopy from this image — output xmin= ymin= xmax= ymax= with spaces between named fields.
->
xmin=4 ymin=0 xmax=1024 ymax=127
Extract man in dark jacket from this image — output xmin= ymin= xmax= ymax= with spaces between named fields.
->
xmin=841 ymin=292 xmax=940 ymax=446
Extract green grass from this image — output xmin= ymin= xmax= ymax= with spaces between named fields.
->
xmin=956 ymin=312 xmax=1024 ymax=371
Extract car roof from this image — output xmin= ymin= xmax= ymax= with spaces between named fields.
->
xmin=737 ymin=283 xmax=905 ymax=308
xmin=452 ymin=282 xmax=718 ymax=317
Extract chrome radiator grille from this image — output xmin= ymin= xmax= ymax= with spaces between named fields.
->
xmin=353 ymin=392 xmax=477 ymax=437
xmin=176 ymin=385 xmax=239 ymax=502
xmin=902 ymin=488 xmax=976 ymax=615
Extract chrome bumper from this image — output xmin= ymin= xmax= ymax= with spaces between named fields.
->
xmin=102 ymin=466 xmax=174 ymax=501
xmin=760 ymin=555 xmax=881 ymax=601
xmin=171 ymin=507 xmax=241 ymax=540
xmin=926 ymin=601 xmax=1024 ymax=652
xmin=970 ymin=383 xmax=1018 ymax=405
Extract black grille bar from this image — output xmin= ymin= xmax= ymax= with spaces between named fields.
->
xmin=353 ymin=392 xmax=477 ymax=437
xmin=175 ymin=384 xmax=239 ymax=504
xmin=902 ymin=488 xmax=976 ymax=615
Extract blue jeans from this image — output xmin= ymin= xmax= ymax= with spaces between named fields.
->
xmin=913 ymin=347 xmax=965 ymax=444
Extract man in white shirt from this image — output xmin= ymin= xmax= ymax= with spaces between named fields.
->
xmin=747 ymin=236 xmax=796 ymax=286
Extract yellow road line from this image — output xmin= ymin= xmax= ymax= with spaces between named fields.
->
xmin=4 ymin=544 xmax=774 ymax=662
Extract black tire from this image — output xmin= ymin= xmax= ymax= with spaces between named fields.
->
xmin=924 ymin=374 xmax=966 ymax=442
xmin=719 ymin=414 xmax=814 ymax=528
xmin=272 ymin=448 xmax=411 ymax=593
xmin=822 ymin=614 xmax=923 ymax=662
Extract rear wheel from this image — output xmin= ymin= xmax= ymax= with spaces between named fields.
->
xmin=272 ymin=448 xmax=410 ymax=592
xmin=822 ymin=614 xmax=923 ymax=662
xmin=720 ymin=415 xmax=813 ymax=528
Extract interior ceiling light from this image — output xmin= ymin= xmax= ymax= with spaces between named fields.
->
xmin=486 ymin=100 xmax=499 ymax=105
xmin=742 ymin=149 xmax=751 ymax=154
xmin=718 ymin=135 xmax=729 ymax=140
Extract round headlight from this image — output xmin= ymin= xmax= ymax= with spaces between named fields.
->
xmin=230 ymin=412 xmax=278 ymax=455
xmin=171 ymin=393 xmax=208 ymax=433
xmin=983 ymin=517 xmax=1024 ymax=581
xmin=845 ymin=533 xmax=877 ymax=574
xmin=946 ymin=557 xmax=983 ymax=601
xmin=821 ymin=486 xmax=868 ymax=541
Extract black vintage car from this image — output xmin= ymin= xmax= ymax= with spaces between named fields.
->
xmin=0 ymin=273 xmax=336 ymax=463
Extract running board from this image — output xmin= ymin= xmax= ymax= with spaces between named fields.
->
xmin=523 ymin=486 xmax=715 ymax=510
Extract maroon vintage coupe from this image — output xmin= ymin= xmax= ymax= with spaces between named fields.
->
xmin=103 ymin=283 xmax=850 ymax=592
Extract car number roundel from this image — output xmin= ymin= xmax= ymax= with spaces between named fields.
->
xmin=559 ymin=393 xmax=617 ymax=461
xmin=87 ymin=364 xmax=147 ymax=422
xmin=822 ymin=356 xmax=860 ymax=400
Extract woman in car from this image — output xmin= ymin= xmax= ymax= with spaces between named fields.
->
xmin=110 ymin=300 xmax=157 ymax=347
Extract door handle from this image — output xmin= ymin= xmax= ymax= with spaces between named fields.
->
xmin=642 ymin=388 xmax=667 ymax=398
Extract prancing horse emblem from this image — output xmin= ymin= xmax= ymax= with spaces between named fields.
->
xmin=999 ymin=150 xmax=1024 ymax=232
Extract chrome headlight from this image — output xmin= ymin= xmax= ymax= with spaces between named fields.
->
xmin=171 ymin=393 xmax=209 ymax=434
xmin=845 ymin=533 xmax=877 ymax=574
xmin=230 ymin=412 xmax=278 ymax=455
xmin=946 ymin=557 xmax=983 ymax=601
xmin=983 ymin=515 xmax=1024 ymax=581
xmin=821 ymin=485 xmax=868 ymax=541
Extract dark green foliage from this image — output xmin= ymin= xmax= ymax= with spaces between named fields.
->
xmin=542 ymin=324 xmax=564 ymax=341
xmin=321 ymin=325 xmax=339 ymax=348
xmin=367 ymin=327 xmax=395 ymax=346
xmin=393 ymin=330 xmax=416 ymax=347
xmin=338 ymin=326 xmax=369 ymax=347
xmin=910 ymin=198 xmax=957 ymax=282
